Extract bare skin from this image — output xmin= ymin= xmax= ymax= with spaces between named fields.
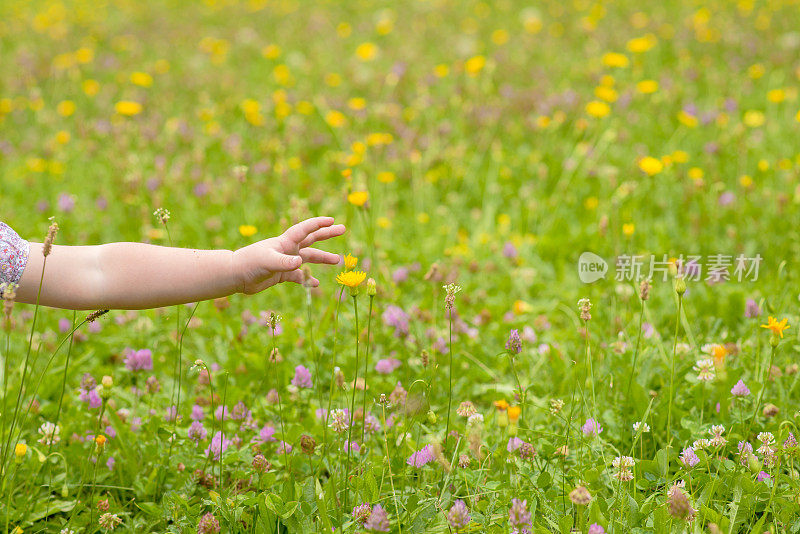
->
xmin=15 ymin=216 xmax=346 ymax=310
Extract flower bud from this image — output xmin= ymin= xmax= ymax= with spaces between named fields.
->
xmin=426 ymin=410 xmax=437 ymax=424
xmin=14 ymin=443 xmax=27 ymax=463
xmin=674 ymin=277 xmax=686 ymax=296
xmin=95 ymin=435 xmax=107 ymax=454
xmin=102 ymin=376 xmax=113 ymax=389
xmin=366 ymin=278 xmax=376 ymax=296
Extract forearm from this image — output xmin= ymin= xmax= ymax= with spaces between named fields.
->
xmin=17 ymin=242 xmax=241 ymax=310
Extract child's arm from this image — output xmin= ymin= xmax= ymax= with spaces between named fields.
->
xmin=16 ymin=216 xmax=345 ymax=310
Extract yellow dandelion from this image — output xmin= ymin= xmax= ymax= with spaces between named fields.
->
xmin=677 ymin=110 xmax=698 ymax=128
xmin=626 ymin=34 xmax=657 ymax=53
xmin=336 ymin=270 xmax=366 ymax=288
xmin=239 ymin=225 xmax=257 ymax=237
xmin=594 ymin=86 xmax=618 ymax=103
xmin=57 ymin=100 xmax=75 ymax=117
xmin=743 ymin=110 xmax=765 ymax=128
xmin=585 ymin=100 xmax=610 ymax=118
xmin=325 ymin=110 xmax=347 ymax=128
xmin=377 ymin=171 xmax=395 ymax=183
xmin=638 ymin=156 xmax=663 ymax=176
xmin=672 ymin=150 xmax=689 ymax=163
xmin=636 ymin=80 xmax=659 ymax=94
xmin=507 ymin=405 xmax=521 ymax=422
xmin=355 ymin=42 xmax=377 ymax=61
xmin=601 ymin=52 xmax=629 ymax=68
xmin=115 ymin=101 xmax=142 ymax=116
xmin=761 ymin=316 xmax=790 ymax=338
xmin=767 ymin=88 xmax=786 ymax=103
xmin=434 ymin=64 xmax=450 ymax=77
xmin=82 ymin=79 xmax=100 ymax=97
xmin=464 ymin=55 xmax=486 ymax=76
xmin=130 ymin=71 xmax=153 ymax=87
xmin=347 ymin=190 xmax=369 ymax=207
xmin=688 ymin=167 xmax=704 ymax=180
xmin=623 ymin=223 xmax=635 ymax=236
xmin=14 ymin=443 xmax=27 ymax=459
xmin=344 ymin=254 xmax=358 ymax=270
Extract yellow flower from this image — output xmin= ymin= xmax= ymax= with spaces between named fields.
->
xmin=348 ymin=97 xmax=366 ymax=111
xmin=795 ymin=109 xmax=800 ymax=123
xmin=626 ymin=34 xmax=657 ymax=53
xmin=130 ymin=71 xmax=153 ymax=87
xmin=748 ymin=63 xmax=765 ymax=79
xmin=594 ymin=86 xmax=618 ymax=103
xmin=761 ymin=316 xmax=790 ymax=338
xmin=767 ymin=88 xmax=786 ymax=103
xmin=347 ymin=190 xmax=369 ymax=207
xmin=672 ymin=150 xmax=689 ymax=163
xmin=622 ymin=223 xmax=635 ymax=236
xmin=494 ymin=400 xmax=509 ymax=411
xmin=14 ymin=443 xmax=27 ymax=460
xmin=743 ymin=110 xmax=765 ymax=128
xmin=355 ymin=42 xmax=377 ymax=61
xmin=55 ymin=130 xmax=70 ymax=144
xmin=601 ymin=52 xmax=629 ymax=68
xmin=739 ymin=174 xmax=753 ymax=188
xmin=57 ymin=100 xmax=75 ymax=117
xmin=81 ymin=79 xmax=99 ymax=97
xmin=434 ymin=63 xmax=450 ymax=77
xmin=638 ymin=156 xmax=663 ymax=176
xmin=262 ymin=44 xmax=281 ymax=59
xmin=325 ymin=110 xmax=347 ymax=128
xmin=636 ymin=80 xmax=658 ymax=94
xmin=464 ymin=55 xmax=486 ymax=76
xmin=377 ymin=171 xmax=395 ymax=183
xmin=115 ymin=101 xmax=142 ymax=116
xmin=688 ymin=167 xmax=704 ymax=180
xmin=336 ymin=270 xmax=366 ymax=288
xmin=344 ymin=254 xmax=358 ymax=270
xmin=677 ymin=110 xmax=698 ymax=128
xmin=507 ymin=405 xmax=521 ymax=423
xmin=512 ymin=300 xmax=532 ymax=315
xmin=585 ymin=100 xmax=610 ymax=118
xmin=239 ymin=225 xmax=257 ymax=237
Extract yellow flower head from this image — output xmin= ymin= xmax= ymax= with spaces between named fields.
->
xmin=239 ymin=225 xmax=257 ymax=237
xmin=344 ymin=254 xmax=358 ymax=270
xmin=347 ymin=191 xmax=369 ymax=207
xmin=638 ymin=156 xmax=664 ymax=176
xmin=507 ymin=405 xmax=521 ymax=422
xmin=761 ymin=316 xmax=790 ymax=338
xmin=336 ymin=270 xmax=366 ymax=288
xmin=14 ymin=443 xmax=27 ymax=459
xmin=115 ymin=100 xmax=142 ymax=116
xmin=494 ymin=399 xmax=509 ymax=411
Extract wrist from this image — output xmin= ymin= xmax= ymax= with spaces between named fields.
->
xmin=228 ymin=249 xmax=245 ymax=295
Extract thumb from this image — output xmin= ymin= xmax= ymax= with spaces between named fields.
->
xmin=273 ymin=252 xmax=302 ymax=272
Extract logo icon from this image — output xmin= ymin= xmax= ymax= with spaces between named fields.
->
xmin=578 ymin=252 xmax=608 ymax=283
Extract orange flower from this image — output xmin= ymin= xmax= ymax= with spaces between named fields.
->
xmin=494 ymin=399 xmax=509 ymax=411
xmin=347 ymin=190 xmax=369 ymax=207
xmin=507 ymin=405 xmax=521 ymax=422
xmin=761 ymin=316 xmax=790 ymax=338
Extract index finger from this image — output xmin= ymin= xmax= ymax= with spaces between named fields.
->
xmin=282 ymin=217 xmax=335 ymax=244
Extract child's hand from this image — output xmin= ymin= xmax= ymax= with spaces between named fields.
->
xmin=231 ymin=216 xmax=346 ymax=294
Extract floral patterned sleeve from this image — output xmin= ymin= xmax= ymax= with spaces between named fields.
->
xmin=0 ymin=222 xmax=30 ymax=285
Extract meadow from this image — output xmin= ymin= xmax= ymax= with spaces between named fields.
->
xmin=1 ymin=0 xmax=800 ymax=532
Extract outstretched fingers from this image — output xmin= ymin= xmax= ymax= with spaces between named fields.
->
xmin=299 ymin=247 xmax=340 ymax=265
xmin=298 ymin=224 xmax=346 ymax=248
xmin=283 ymin=216 xmax=336 ymax=245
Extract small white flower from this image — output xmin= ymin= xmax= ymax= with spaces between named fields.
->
xmin=633 ymin=421 xmax=650 ymax=433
